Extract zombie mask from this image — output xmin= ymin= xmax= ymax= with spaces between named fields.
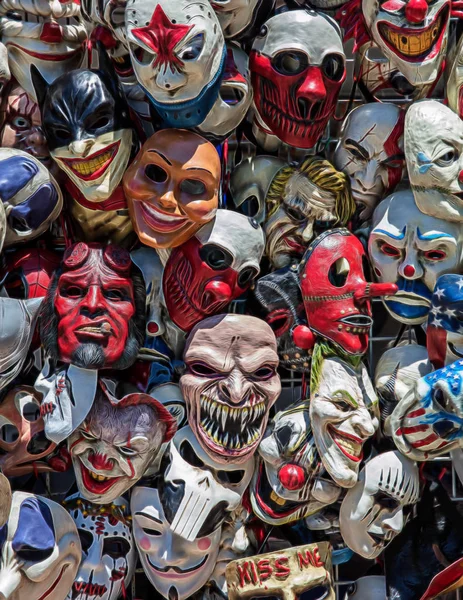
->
xmin=390 ymin=361 xmax=463 ymax=460
xmin=0 ymin=148 xmax=62 ymax=247
xmin=299 ymin=228 xmax=397 ymax=356
xmin=310 ymin=355 xmax=379 ymax=487
xmin=211 ymin=0 xmax=275 ymax=40
xmin=344 ymin=576 xmax=387 ymax=599
xmin=0 ymin=491 xmax=81 ymax=600
xmin=250 ymin=401 xmax=341 ymax=526
xmin=0 ymin=0 xmax=87 ymax=101
xmin=180 ymin=314 xmax=280 ymax=464
xmin=40 ymin=243 xmax=146 ymax=371
xmin=405 ymin=100 xmax=463 ymax=222
xmin=427 ymin=274 xmax=463 ymax=370
xmin=163 ymin=211 xmax=264 ymax=333
xmin=132 ymin=485 xmax=222 ymax=600
xmin=446 ymin=34 xmax=463 ymax=119
xmin=159 ymin=425 xmax=254 ymax=542
xmin=250 ymin=10 xmax=346 ymax=149
xmin=65 ymin=494 xmax=136 ymax=600
xmin=2 ymin=248 xmax=60 ymax=300
xmin=340 ymin=451 xmax=419 ymax=559
xmin=123 ymin=129 xmax=220 ymax=250
xmin=368 ymin=190 xmax=463 ymax=325
xmin=31 ymin=48 xmax=134 ymax=204
xmin=332 ymin=103 xmax=405 ymax=223
xmin=361 ymin=0 xmax=450 ymax=87
xmin=264 ymin=158 xmax=355 ymax=269
xmin=125 ymin=0 xmax=226 ymax=128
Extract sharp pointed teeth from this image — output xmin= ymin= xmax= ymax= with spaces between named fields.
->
xmin=221 ymin=406 xmax=228 ymax=430
xmin=223 ymin=433 xmax=229 ymax=447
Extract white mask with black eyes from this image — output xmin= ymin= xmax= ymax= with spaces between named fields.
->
xmin=339 ymin=451 xmax=420 ymax=559
xmin=131 ymin=485 xmax=221 ymax=600
xmin=65 ymin=494 xmax=136 ymax=600
xmin=159 ymin=426 xmax=254 ymax=542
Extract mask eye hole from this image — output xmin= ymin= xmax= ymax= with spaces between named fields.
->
xmin=253 ymin=365 xmax=276 ymax=380
xmin=0 ymin=424 xmax=19 ymax=444
xmin=435 ymin=149 xmax=458 ymax=167
xmin=200 ymin=244 xmax=233 ymax=270
xmin=178 ymin=33 xmax=204 ymax=61
xmin=272 ymin=51 xmax=308 ymax=76
xmin=238 ymin=267 xmax=258 ymax=288
xmin=52 ymin=128 xmax=72 ymax=141
xmin=379 ymin=242 xmax=401 ymax=258
xmin=179 ymin=440 xmax=205 ymax=468
xmin=374 ymin=491 xmax=400 ymax=511
xmin=22 ymin=401 xmax=40 ymax=422
xmin=78 ymin=528 xmax=93 ymax=556
xmin=217 ymin=469 xmax=246 ymax=485
xmin=179 ymin=179 xmax=206 ymax=195
xmin=240 ymin=195 xmax=260 ymax=218
xmin=88 ymin=115 xmax=111 ymax=131
xmin=423 ymin=249 xmax=447 ymax=261
xmin=285 ymin=204 xmax=306 ymax=222
xmin=188 ymin=361 xmax=219 ymax=378
xmin=130 ymin=43 xmax=154 ymax=65
xmin=60 ymin=285 xmax=86 ymax=298
xmin=145 ymin=164 xmax=168 ymax=183
xmin=322 ymin=54 xmax=345 ymax=81
xmin=141 ymin=526 xmax=161 ymax=536
xmin=103 ymin=536 xmax=130 ymax=559
xmin=328 ymin=257 xmax=350 ymax=287
xmin=220 ymin=84 xmax=245 ymax=106
xmin=305 ymin=585 xmax=330 ymax=600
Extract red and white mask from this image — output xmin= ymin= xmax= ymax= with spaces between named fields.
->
xmin=250 ymin=10 xmax=345 ymax=149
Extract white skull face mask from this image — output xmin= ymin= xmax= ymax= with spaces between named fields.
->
xmin=333 ymin=103 xmax=405 ymax=223
xmin=340 ymin=451 xmax=420 ymax=559
xmin=362 ymin=0 xmax=450 ymax=87
xmin=310 ymin=356 xmax=379 ymax=488
xmin=0 ymin=491 xmax=81 ymax=600
xmin=368 ymin=190 xmax=463 ymax=325
xmin=405 ymin=100 xmax=463 ymax=222
xmin=65 ymin=494 xmax=136 ymax=600
xmin=159 ymin=426 xmax=254 ymax=542
xmin=131 ymin=485 xmax=221 ymax=600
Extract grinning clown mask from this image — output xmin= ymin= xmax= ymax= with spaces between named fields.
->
xmin=125 ymin=0 xmax=226 ymax=128
xmin=0 ymin=491 xmax=81 ymax=600
xmin=123 ymin=129 xmax=220 ymax=250
xmin=368 ymin=190 xmax=463 ymax=325
xmin=405 ymin=100 xmax=463 ymax=222
xmin=131 ymin=485 xmax=222 ymax=600
xmin=180 ymin=314 xmax=281 ymax=465
xmin=340 ymin=451 xmax=420 ymax=559
xmin=250 ymin=10 xmax=346 ymax=150
xmin=69 ymin=384 xmax=176 ymax=504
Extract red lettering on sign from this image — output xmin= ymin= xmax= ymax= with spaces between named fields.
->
xmin=313 ymin=546 xmax=324 ymax=568
xmin=257 ymin=559 xmax=273 ymax=582
xmin=238 ymin=562 xmax=252 ymax=588
xmin=275 ymin=557 xmax=291 ymax=579
xmin=297 ymin=546 xmax=324 ymax=569
xmin=250 ymin=561 xmax=259 ymax=585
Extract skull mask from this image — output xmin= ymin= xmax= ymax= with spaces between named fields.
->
xmin=250 ymin=10 xmax=346 ymax=149
xmin=332 ymin=103 xmax=405 ymax=224
xmin=123 ymin=129 xmax=220 ymax=250
xmin=163 ymin=210 xmax=264 ymax=333
xmin=65 ymin=494 xmax=136 ymax=600
xmin=211 ymin=0 xmax=275 ymax=40
xmin=180 ymin=314 xmax=281 ymax=464
xmin=158 ymin=425 xmax=254 ymax=542
xmin=368 ymin=190 xmax=463 ymax=325
xmin=340 ymin=451 xmax=420 ymax=559
xmin=125 ymin=0 xmax=226 ymax=128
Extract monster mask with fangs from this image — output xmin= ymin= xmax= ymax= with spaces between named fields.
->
xmin=180 ymin=314 xmax=281 ymax=465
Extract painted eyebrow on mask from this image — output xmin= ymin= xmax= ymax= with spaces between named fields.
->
xmin=135 ymin=512 xmax=163 ymax=524
xmin=332 ymin=389 xmax=359 ymax=408
xmin=374 ymin=227 xmax=406 ymax=240
xmin=147 ymin=150 xmax=172 ymax=166
xmin=344 ymin=138 xmax=369 ymax=160
xmin=416 ymin=228 xmax=455 ymax=241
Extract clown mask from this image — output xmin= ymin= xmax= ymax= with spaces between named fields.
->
xmin=211 ymin=0 xmax=275 ymax=40
xmin=65 ymin=494 xmax=136 ymax=600
xmin=125 ymin=0 xmax=226 ymax=128
xmin=250 ymin=10 xmax=345 ymax=149
xmin=310 ymin=355 xmax=379 ymax=488
xmin=131 ymin=485 xmax=222 ymax=600
xmin=40 ymin=243 xmax=146 ymax=371
xmin=180 ymin=314 xmax=280 ymax=464
xmin=446 ymin=34 xmax=463 ymax=119
xmin=340 ymin=451 xmax=420 ymax=559
xmin=123 ymin=129 xmax=220 ymax=250
xmin=0 ymin=491 xmax=81 ymax=600
xmin=69 ymin=386 xmax=177 ymax=504
xmin=163 ymin=210 xmax=264 ymax=333
xmin=405 ymin=100 xmax=463 ymax=222
xmin=368 ymin=190 xmax=463 ymax=325
xmin=333 ymin=103 xmax=405 ymax=224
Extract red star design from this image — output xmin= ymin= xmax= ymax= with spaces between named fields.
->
xmin=131 ymin=4 xmax=193 ymax=69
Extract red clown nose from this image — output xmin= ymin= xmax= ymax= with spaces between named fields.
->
xmin=278 ymin=464 xmax=306 ymax=490
xmin=405 ymin=0 xmax=428 ymax=23
xmin=292 ymin=325 xmax=316 ymax=351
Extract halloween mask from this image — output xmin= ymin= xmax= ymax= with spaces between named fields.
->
xmin=123 ymin=129 xmax=220 ymax=250
xmin=40 ymin=243 xmax=146 ymax=371
xmin=163 ymin=210 xmax=264 ymax=333
xmin=0 ymin=491 xmax=81 ymax=600
xmin=0 ymin=148 xmax=62 ymax=247
xmin=299 ymin=228 xmax=397 ymax=356
xmin=446 ymin=33 xmax=463 ymax=119
xmin=2 ymin=248 xmax=60 ymax=300
xmin=264 ymin=158 xmax=355 ymax=269
xmin=340 ymin=451 xmax=420 ymax=559
xmin=180 ymin=314 xmax=280 ymax=464
xmin=427 ymin=274 xmax=463 ymax=369
xmin=390 ymin=361 xmax=463 ymax=460
xmin=332 ymin=103 xmax=405 ymax=223
xmin=130 ymin=246 xmax=165 ymax=338
xmin=69 ymin=385 xmax=176 ymax=504
xmin=212 ymin=0 xmax=275 ymax=40
xmin=125 ymin=0 xmax=226 ymax=128
xmin=344 ymin=576 xmax=387 ymax=599
xmin=159 ymin=425 xmax=254 ymax=542
xmin=250 ymin=401 xmax=341 ymax=526
xmin=405 ymin=100 xmax=463 ymax=222
xmin=250 ymin=10 xmax=346 ymax=149
xmin=132 ymin=485 xmax=222 ymax=600
xmin=368 ymin=190 xmax=463 ymax=325
xmin=65 ymin=494 xmax=136 ymax=600
xmin=310 ymin=355 xmax=379 ymax=487
xmin=361 ymin=0 xmax=450 ymax=87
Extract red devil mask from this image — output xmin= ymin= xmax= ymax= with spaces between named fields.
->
xmin=297 ymin=229 xmax=397 ymax=356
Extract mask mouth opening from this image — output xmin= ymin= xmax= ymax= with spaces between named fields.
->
xmin=338 ymin=315 xmax=373 ymax=329
xmin=59 ymin=140 xmax=120 ymax=182
xmin=219 ymin=84 xmax=245 ymax=106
